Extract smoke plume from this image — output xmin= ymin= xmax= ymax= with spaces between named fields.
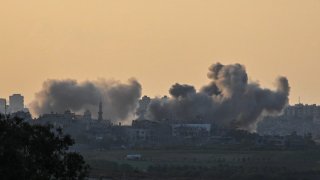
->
xmin=145 ymin=63 xmax=290 ymax=131
xmin=30 ymin=79 xmax=142 ymax=122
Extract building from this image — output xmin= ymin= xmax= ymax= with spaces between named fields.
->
xmin=83 ymin=110 xmax=92 ymax=121
xmin=36 ymin=110 xmax=76 ymax=128
xmin=284 ymin=103 xmax=320 ymax=119
xmin=172 ymin=124 xmax=211 ymax=137
xmin=98 ymin=101 xmax=103 ymax=121
xmin=255 ymin=135 xmax=286 ymax=148
xmin=9 ymin=94 xmax=24 ymax=113
xmin=258 ymin=104 xmax=320 ymax=137
xmin=128 ymin=128 xmax=154 ymax=142
xmin=0 ymin=98 xmax=6 ymax=114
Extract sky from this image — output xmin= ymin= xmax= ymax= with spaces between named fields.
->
xmin=0 ymin=0 xmax=320 ymax=105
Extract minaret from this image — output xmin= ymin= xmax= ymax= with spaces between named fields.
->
xmin=98 ymin=101 xmax=103 ymax=121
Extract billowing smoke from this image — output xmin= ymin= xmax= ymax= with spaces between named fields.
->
xmin=145 ymin=63 xmax=290 ymax=131
xmin=30 ymin=78 xmax=142 ymax=122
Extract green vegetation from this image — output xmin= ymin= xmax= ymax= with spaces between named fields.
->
xmin=0 ymin=116 xmax=90 ymax=180
xmin=83 ymin=149 xmax=320 ymax=179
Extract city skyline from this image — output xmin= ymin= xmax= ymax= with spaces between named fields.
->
xmin=1 ymin=0 xmax=320 ymax=105
xmin=2 ymin=1 xmax=320 ymax=179
xmin=0 ymin=94 xmax=25 ymax=114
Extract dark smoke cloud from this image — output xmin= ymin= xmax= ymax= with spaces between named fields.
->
xmin=30 ymin=79 xmax=142 ymax=122
xmin=145 ymin=63 xmax=290 ymax=131
xmin=169 ymin=84 xmax=196 ymax=98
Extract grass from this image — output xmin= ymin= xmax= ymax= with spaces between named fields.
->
xmin=81 ymin=148 xmax=320 ymax=173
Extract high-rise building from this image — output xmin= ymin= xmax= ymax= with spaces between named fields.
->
xmin=98 ymin=101 xmax=103 ymax=121
xmin=9 ymin=94 xmax=24 ymax=113
xmin=0 ymin=98 xmax=6 ymax=114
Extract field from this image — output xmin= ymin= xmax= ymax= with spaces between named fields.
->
xmin=81 ymin=148 xmax=320 ymax=178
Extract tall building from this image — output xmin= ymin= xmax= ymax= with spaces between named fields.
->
xmin=98 ymin=101 xmax=103 ymax=121
xmin=9 ymin=94 xmax=24 ymax=113
xmin=0 ymin=98 xmax=6 ymax=114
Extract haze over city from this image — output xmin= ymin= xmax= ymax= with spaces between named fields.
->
xmin=1 ymin=0 xmax=320 ymax=105
xmin=2 ymin=1 xmax=320 ymax=179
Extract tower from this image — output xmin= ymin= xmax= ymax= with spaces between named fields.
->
xmin=98 ymin=101 xmax=103 ymax=121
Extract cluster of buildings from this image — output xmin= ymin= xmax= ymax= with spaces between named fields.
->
xmin=32 ymin=110 xmax=215 ymax=149
xmin=0 ymin=94 xmax=28 ymax=115
xmin=284 ymin=103 xmax=320 ymax=121
xmin=1 ymin=94 xmax=317 ymax=150
xmin=28 ymin=107 xmax=313 ymax=150
xmin=12 ymin=98 xmax=218 ymax=149
xmin=258 ymin=103 xmax=320 ymax=139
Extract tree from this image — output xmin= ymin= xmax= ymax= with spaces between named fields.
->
xmin=0 ymin=116 xmax=89 ymax=180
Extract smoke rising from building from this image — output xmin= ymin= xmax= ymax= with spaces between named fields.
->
xmin=145 ymin=63 xmax=290 ymax=131
xmin=29 ymin=63 xmax=289 ymax=131
xmin=30 ymin=78 xmax=142 ymax=122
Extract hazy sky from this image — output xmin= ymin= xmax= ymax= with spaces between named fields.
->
xmin=1 ymin=0 xmax=320 ymax=105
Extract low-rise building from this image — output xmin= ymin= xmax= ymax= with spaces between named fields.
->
xmin=172 ymin=124 xmax=211 ymax=137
